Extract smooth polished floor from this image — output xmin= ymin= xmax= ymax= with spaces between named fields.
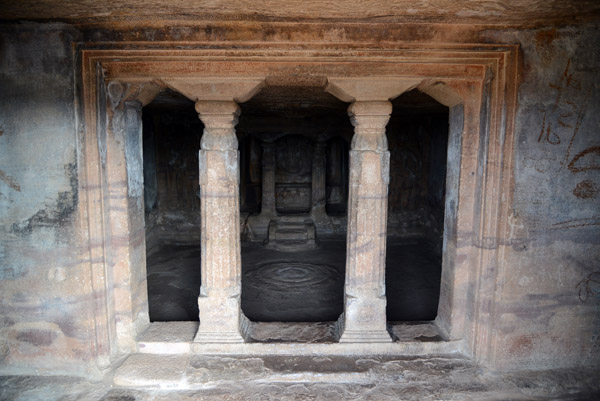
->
xmin=146 ymin=237 xmax=442 ymax=323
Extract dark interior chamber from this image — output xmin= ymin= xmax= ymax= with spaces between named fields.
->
xmin=141 ymin=87 xmax=448 ymax=325
xmin=385 ymin=89 xmax=449 ymax=322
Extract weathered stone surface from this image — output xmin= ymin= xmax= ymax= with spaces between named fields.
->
xmin=137 ymin=322 xmax=198 ymax=354
xmin=3 ymin=1 xmax=599 ymax=26
xmin=113 ymin=353 xmax=189 ymax=388
xmin=0 ymin=23 xmax=103 ymax=378
xmin=0 ymin=6 xmax=599 ymax=385
xmin=14 ymin=355 xmax=594 ymax=400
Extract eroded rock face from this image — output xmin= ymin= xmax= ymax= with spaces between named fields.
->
xmin=1 ymin=1 xmax=599 ymax=26
xmin=92 ymin=354 xmax=600 ymax=399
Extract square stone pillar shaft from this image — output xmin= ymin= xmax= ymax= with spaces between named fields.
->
xmin=311 ymin=140 xmax=327 ymax=218
xmin=339 ymin=101 xmax=393 ymax=343
xmin=194 ymin=101 xmax=248 ymax=343
xmin=260 ymin=142 xmax=276 ymax=217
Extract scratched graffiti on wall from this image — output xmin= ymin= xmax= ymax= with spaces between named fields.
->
xmin=575 ymin=271 xmax=600 ymax=352
xmin=534 ymin=59 xmax=599 ymax=230
xmin=538 ymin=59 xmax=590 ymax=149
xmin=537 ymin=59 xmax=598 ymax=173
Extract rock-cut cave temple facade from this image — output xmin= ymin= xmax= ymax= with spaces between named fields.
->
xmin=0 ymin=1 xmax=599 ymax=396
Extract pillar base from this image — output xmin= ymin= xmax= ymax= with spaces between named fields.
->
xmin=338 ymin=329 xmax=392 ymax=343
xmin=194 ymin=296 xmax=247 ymax=343
xmin=337 ymin=296 xmax=392 ymax=343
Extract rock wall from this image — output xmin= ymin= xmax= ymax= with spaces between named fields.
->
xmin=0 ymin=24 xmax=101 ymax=376
xmin=491 ymin=25 xmax=600 ymax=370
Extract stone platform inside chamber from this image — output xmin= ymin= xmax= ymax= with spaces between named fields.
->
xmin=146 ymin=238 xmax=441 ymax=324
xmin=264 ymin=217 xmax=318 ymax=251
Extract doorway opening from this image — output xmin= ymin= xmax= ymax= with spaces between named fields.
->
xmin=385 ymin=89 xmax=449 ymax=324
xmin=142 ymin=89 xmax=202 ymax=322
xmin=238 ymin=86 xmax=353 ymax=323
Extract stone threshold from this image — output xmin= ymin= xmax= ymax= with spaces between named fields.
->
xmin=113 ymin=353 xmax=472 ymax=389
xmin=136 ymin=321 xmax=462 ymax=356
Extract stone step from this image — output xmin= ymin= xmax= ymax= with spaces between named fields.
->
xmin=135 ymin=321 xmax=450 ymax=355
xmin=113 ymin=352 xmax=471 ymax=389
xmin=275 ymin=228 xmax=308 ymax=241
xmin=265 ymin=218 xmax=318 ymax=251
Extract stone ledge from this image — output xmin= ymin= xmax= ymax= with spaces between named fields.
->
xmin=113 ymin=353 xmax=473 ymax=389
xmin=136 ymin=321 xmax=457 ymax=355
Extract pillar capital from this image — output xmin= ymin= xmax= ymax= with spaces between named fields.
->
xmin=195 ymin=99 xmax=240 ymax=116
xmin=196 ymin=101 xmax=240 ymax=151
xmin=347 ymin=101 xmax=393 ymax=152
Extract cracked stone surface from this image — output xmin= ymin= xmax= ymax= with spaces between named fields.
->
xmin=2 ymin=356 xmax=599 ymax=400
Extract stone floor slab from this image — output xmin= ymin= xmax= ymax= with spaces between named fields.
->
xmin=137 ymin=321 xmax=198 ymax=354
xmin=2 ymin=361 xmax=600 ymax=401
xmin=113 ymin=353 xmax=190 ymax=389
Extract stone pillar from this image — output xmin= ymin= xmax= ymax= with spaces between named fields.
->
xmin=194 ymin=100 xmax=247 ymax=343
xmin=339 ymin=101 xmax=393 ymax=343
xmin=311 ymin=140 xmax=327 ymax=219
xmin=260 ymin=141 xmax=276 ymax=217
xmin=160 ymin=77 xmax=265 ymax=343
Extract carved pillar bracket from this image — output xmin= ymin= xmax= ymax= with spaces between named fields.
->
xmin=325 ymin=78 xmax=421 ymax=343
xmin=162 ymin=78 xmax=265 ymax=343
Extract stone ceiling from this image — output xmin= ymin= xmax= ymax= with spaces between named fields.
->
xmin=1 ymin=0 xmax=599 ymax=26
